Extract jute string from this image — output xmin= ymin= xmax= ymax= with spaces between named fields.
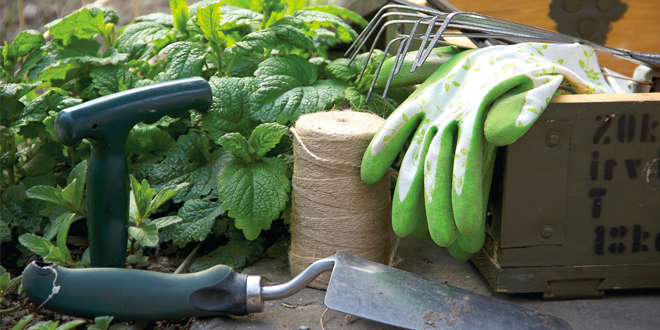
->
xmin=289 ymin=110 xmax=397 ymax=289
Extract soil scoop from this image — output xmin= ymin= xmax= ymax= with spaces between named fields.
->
xmin=22 ymin=79 xmax=570 ymax=329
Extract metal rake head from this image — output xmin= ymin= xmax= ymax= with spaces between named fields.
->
xmin=349 ymin=2 xmax=660 ymax=101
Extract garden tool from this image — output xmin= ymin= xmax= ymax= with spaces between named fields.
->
xmin=23 ymin=251 xmax=571 ymax=329
xmin=351 ymin=0 xmax=660 ymax=100
xmin=361 ymin=43 xmax=613 ymax=259
xmin=53 ymin=77 xmax=212 ymax=267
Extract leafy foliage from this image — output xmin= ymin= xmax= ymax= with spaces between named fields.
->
xmin=2 ymin=0 xmax=409 ymax=283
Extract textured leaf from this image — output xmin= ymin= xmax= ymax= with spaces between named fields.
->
xmin=324 ymin=58 xmax=358 ymax=84
xmin=217 ymin=156 xmax=290 ymax=240
xmin=227 ymin=25 xmax=314 ymax=57
xmin=170 ymin=0 xmax=190 ymax=34
xmin=217 ymin=133 xmax=251 ymax=164
xmin=114 ymin=22 xmax=174 ymax=53
xmin=87 ymin=316 xmax=113 ymax=330
xmin=5 ymin=30 xmax=45 ymax=62
xmin=126 ymin=123 xmax=175 ymax=155
xmin=130 ymin=175 xmax=156 ymax=223
xmin=159 ymin=42 xmax=205 ymax=80
xmin=190 ymin=238 xmax=264 ymax=272
xmin=134 ymin=13 xmax=174 ymax=27
xmin=85 ymin=4 xmax=120 ymax=24
xmin=251 ymin=76 xmax=346 ymax=124
xmin=196 ymin=3 xmax=225 ymax=46
xmin=248 ymin=123 xmax=288 ymax=158
xmin=344 ymin=86 xmax=395 ymax=117
xmin=173 ymin=199 xmax=224 ymax=247
xmin=56 ymin=212 xmax=81 ymax=262
xmin=19 ymin=141 xmax=61 ymax=176
xmin=151 ymin=216 xmax=183 ymax=229
xmin=129 ymin=222 xmax=159 ymax=247
xmin=148 ymin=131 xmax=232 ymax=203
xmin=302 ymin=5 xmax=368 ymax=27
xmin=26 ymin=186 xmax=65 ymax=207
xmin=19 ymin=233 xmax=54 ymax=257
xmin=274 ymin=10 xmax=357 ymax=43
xmin=49 ymin=8 xmax=105 ymax=46
xmin=150 ymin=185 xmax=185 ymax=214
xmin=191 ymin=76 xmax=258 ymax=141
xmin=90 ymin=65 xmax=140 ymax=96
xmin=0 ymin=219 xmax=11 ymax=243
xmin=67 ymin=160 xmax=87 ymax=208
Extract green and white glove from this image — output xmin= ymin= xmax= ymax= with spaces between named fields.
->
xmin=361 ymin=43 xmax=612 ymax=259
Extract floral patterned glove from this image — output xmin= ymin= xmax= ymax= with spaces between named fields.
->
xmin=361 ymin=43 xmax=612 ymax=260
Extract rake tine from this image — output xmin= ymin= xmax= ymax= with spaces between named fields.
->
xmin=382 ymin=35 xmax=413 ymax=99
xmin=412 ymin=12 xmax=459 ymax=71
xmin=346 ymin=4 xmax=436 ymax=60
xmin=393 ymin=15 xmax=438 ymax=76
xmin=366 ymin=35 xmax=409 ymax=102
xmin=410 ymin=14 xmax=445 ymax=73
xmin=356 ymin=19 xmax=429 ymax=82
xmin=347 ymin=12 xmax=428 ymax=64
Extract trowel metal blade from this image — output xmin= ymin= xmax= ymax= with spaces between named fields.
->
xmin=324 ymin=252 xmax=571 ymax=330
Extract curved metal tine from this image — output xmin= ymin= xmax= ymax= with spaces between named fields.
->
xmin=408 ymin=15 xmax=443 ymax=74
xmin=394 ymin=15 xmax=441 ymax=76
xmin=366 ymin=35 xmax=410 ymax=102
xmin=414 ymin=12 xmax=463 ymax=71
xmin=345 ymin=4 xmax=441 ymax=60
xmin=348 ymin=12 xmax=427 ymax=64
xmin=383 ymin=35 xmax=414 ymax=99
xmin=356 ymin=19 xmax=427 ymax=82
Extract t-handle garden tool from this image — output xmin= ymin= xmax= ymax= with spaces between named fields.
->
xmin=23 ymin=252 xmax=571 ymax=329
xmin=54 ymin=77 xmax=212 ymax=267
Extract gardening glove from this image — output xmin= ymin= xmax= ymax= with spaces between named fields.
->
xmin=361 ymin=43 xmax=613 ymax=259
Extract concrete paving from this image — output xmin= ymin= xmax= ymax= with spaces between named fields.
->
xmin=191 ymin=236 xmax=660 ymax=330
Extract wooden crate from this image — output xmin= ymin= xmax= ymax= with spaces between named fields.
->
xmin=473 ymin=93 xmax=660 ymax=299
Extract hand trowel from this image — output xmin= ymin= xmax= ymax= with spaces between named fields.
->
xmin=23 ymin=251 xmax=570 ymax=329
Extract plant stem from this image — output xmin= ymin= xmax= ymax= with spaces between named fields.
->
xmin=225 ymin=53 xmax=237 ymax=77
xmin=67 ymin=146 xmax=75 ymax=167
xmin=210 ymin=42 xmax=223 ymax=72
xmin=261 ymin=12 xmax=271 ymax=30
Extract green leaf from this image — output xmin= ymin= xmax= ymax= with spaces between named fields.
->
xmin=274 ymin=10 xmax=357 ymax=43
xmin=248 ymin=123 xmax=289 ymax=158
xmin=5 ymin=30 xmax=45 ymax=63
xmin=196 ymin=3 xmax=225 ymax=46
xmin=14 ymin=89 xmax=73 ymax=131
xmin=191 ymin=76 xmax=258 ymax=141
xmin=128 ymin=221 xmax=159 ymax=247
xmin=324 ymin=58 xmax=358 ymax=84
xmin=251 ymin=77 xmax=346 ymax=124
xmin=126 ymin=123 xmax=175 ymax=155
xmin=579 ymin=59 xmax=586 ymax=69
xmin=190 ymin=238 xmax=264 ymax=272
xmin=173 ymin=199 xmax=224 ymax=247
xmin=151 ymin=216 xmax=183 ymax=229
xmin=44 ymin=211 xmax=74 ymax=241
xmin=26 ymin=186 xmax=65 ymax=207
xmin=148 ymin=131 xmax=231 ymax=203
xmin=49 ymin=8 xmax=105 ymax=46
xmin=227 ymin=25 xmax=315 ymax=57
xmin=134 ymin=13 xmax=174 ymax=27
xmin=217 ymin=156 xmax=290 ymax=240
xmin=19 ymin=233 xmax=54 ymax=257
xmin=302 ymin=5 xmax=368 ymax=27
xmin=159 ymin=42 xmax=206 ymax=80
xmin=11 ymin=315 xmax=33 ymax=330
xmin=217 ymin=133 xmax=252 ymax=163
xmin=114 ymin=22 xmax=174 ymax=53
xmin=170 ymin=0 xmax=190 ymax=34
xmin=67 ymin=160 xmax=87 ymax=210
xmin=0 ymin=219 xmax=11 ymax=243
xmin=130 ymin=175 xmax=156 ymax=224
xmin=90 ymin=65 xmax=140 ymax=96
xmin=87 ymin=316 xmax=113 ymax=330
xmin=85 ymin=4 xmax=120 ymax=24
xmin=344 ymin=86 xmax=395 ymax=118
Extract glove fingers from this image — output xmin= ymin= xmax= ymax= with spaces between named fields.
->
xmin=411 ymin=195 xmax=429 ymax=239
xmin=392 ymin=183 xmax=427 ymax=237
xmin=451 ymin=125 xmax=483 ymax=236
xmin=426 ymin=123 xmax=458 ymax=247
xmin=361 ymin=110 xmax=427 ymax=185
xmin=447 ymin=240 xmax=473 ymax=261
xmin=456 ymin=141 xmax=498 ymax=253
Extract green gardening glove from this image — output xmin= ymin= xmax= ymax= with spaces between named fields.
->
xmin=362 ymin=43 xmax=612 ymax=259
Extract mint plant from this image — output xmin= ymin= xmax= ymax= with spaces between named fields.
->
xmin=1 ymin=0 xmax=411 ymax=281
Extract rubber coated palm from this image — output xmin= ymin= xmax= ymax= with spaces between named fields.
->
xmin=362 ymin=43 xmax=612 ymax=258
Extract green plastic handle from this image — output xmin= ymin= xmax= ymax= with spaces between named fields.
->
xmin=55 ymin=78 xmax=212 ymax=268
xmin=22 ymin=261 xmax=251 ymax=322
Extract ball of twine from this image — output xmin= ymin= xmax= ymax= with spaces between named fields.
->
xmin=289 ymin=110 xmax=396 ymax=289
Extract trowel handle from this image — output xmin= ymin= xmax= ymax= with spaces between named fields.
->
xmin=54 ymin=78 xmax=212 ymax=268
xmin=22 ymin=261 xmax=264 ymax=322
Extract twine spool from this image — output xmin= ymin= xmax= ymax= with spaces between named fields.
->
xmin=289 ymin=110 xmax=395 ymax=289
